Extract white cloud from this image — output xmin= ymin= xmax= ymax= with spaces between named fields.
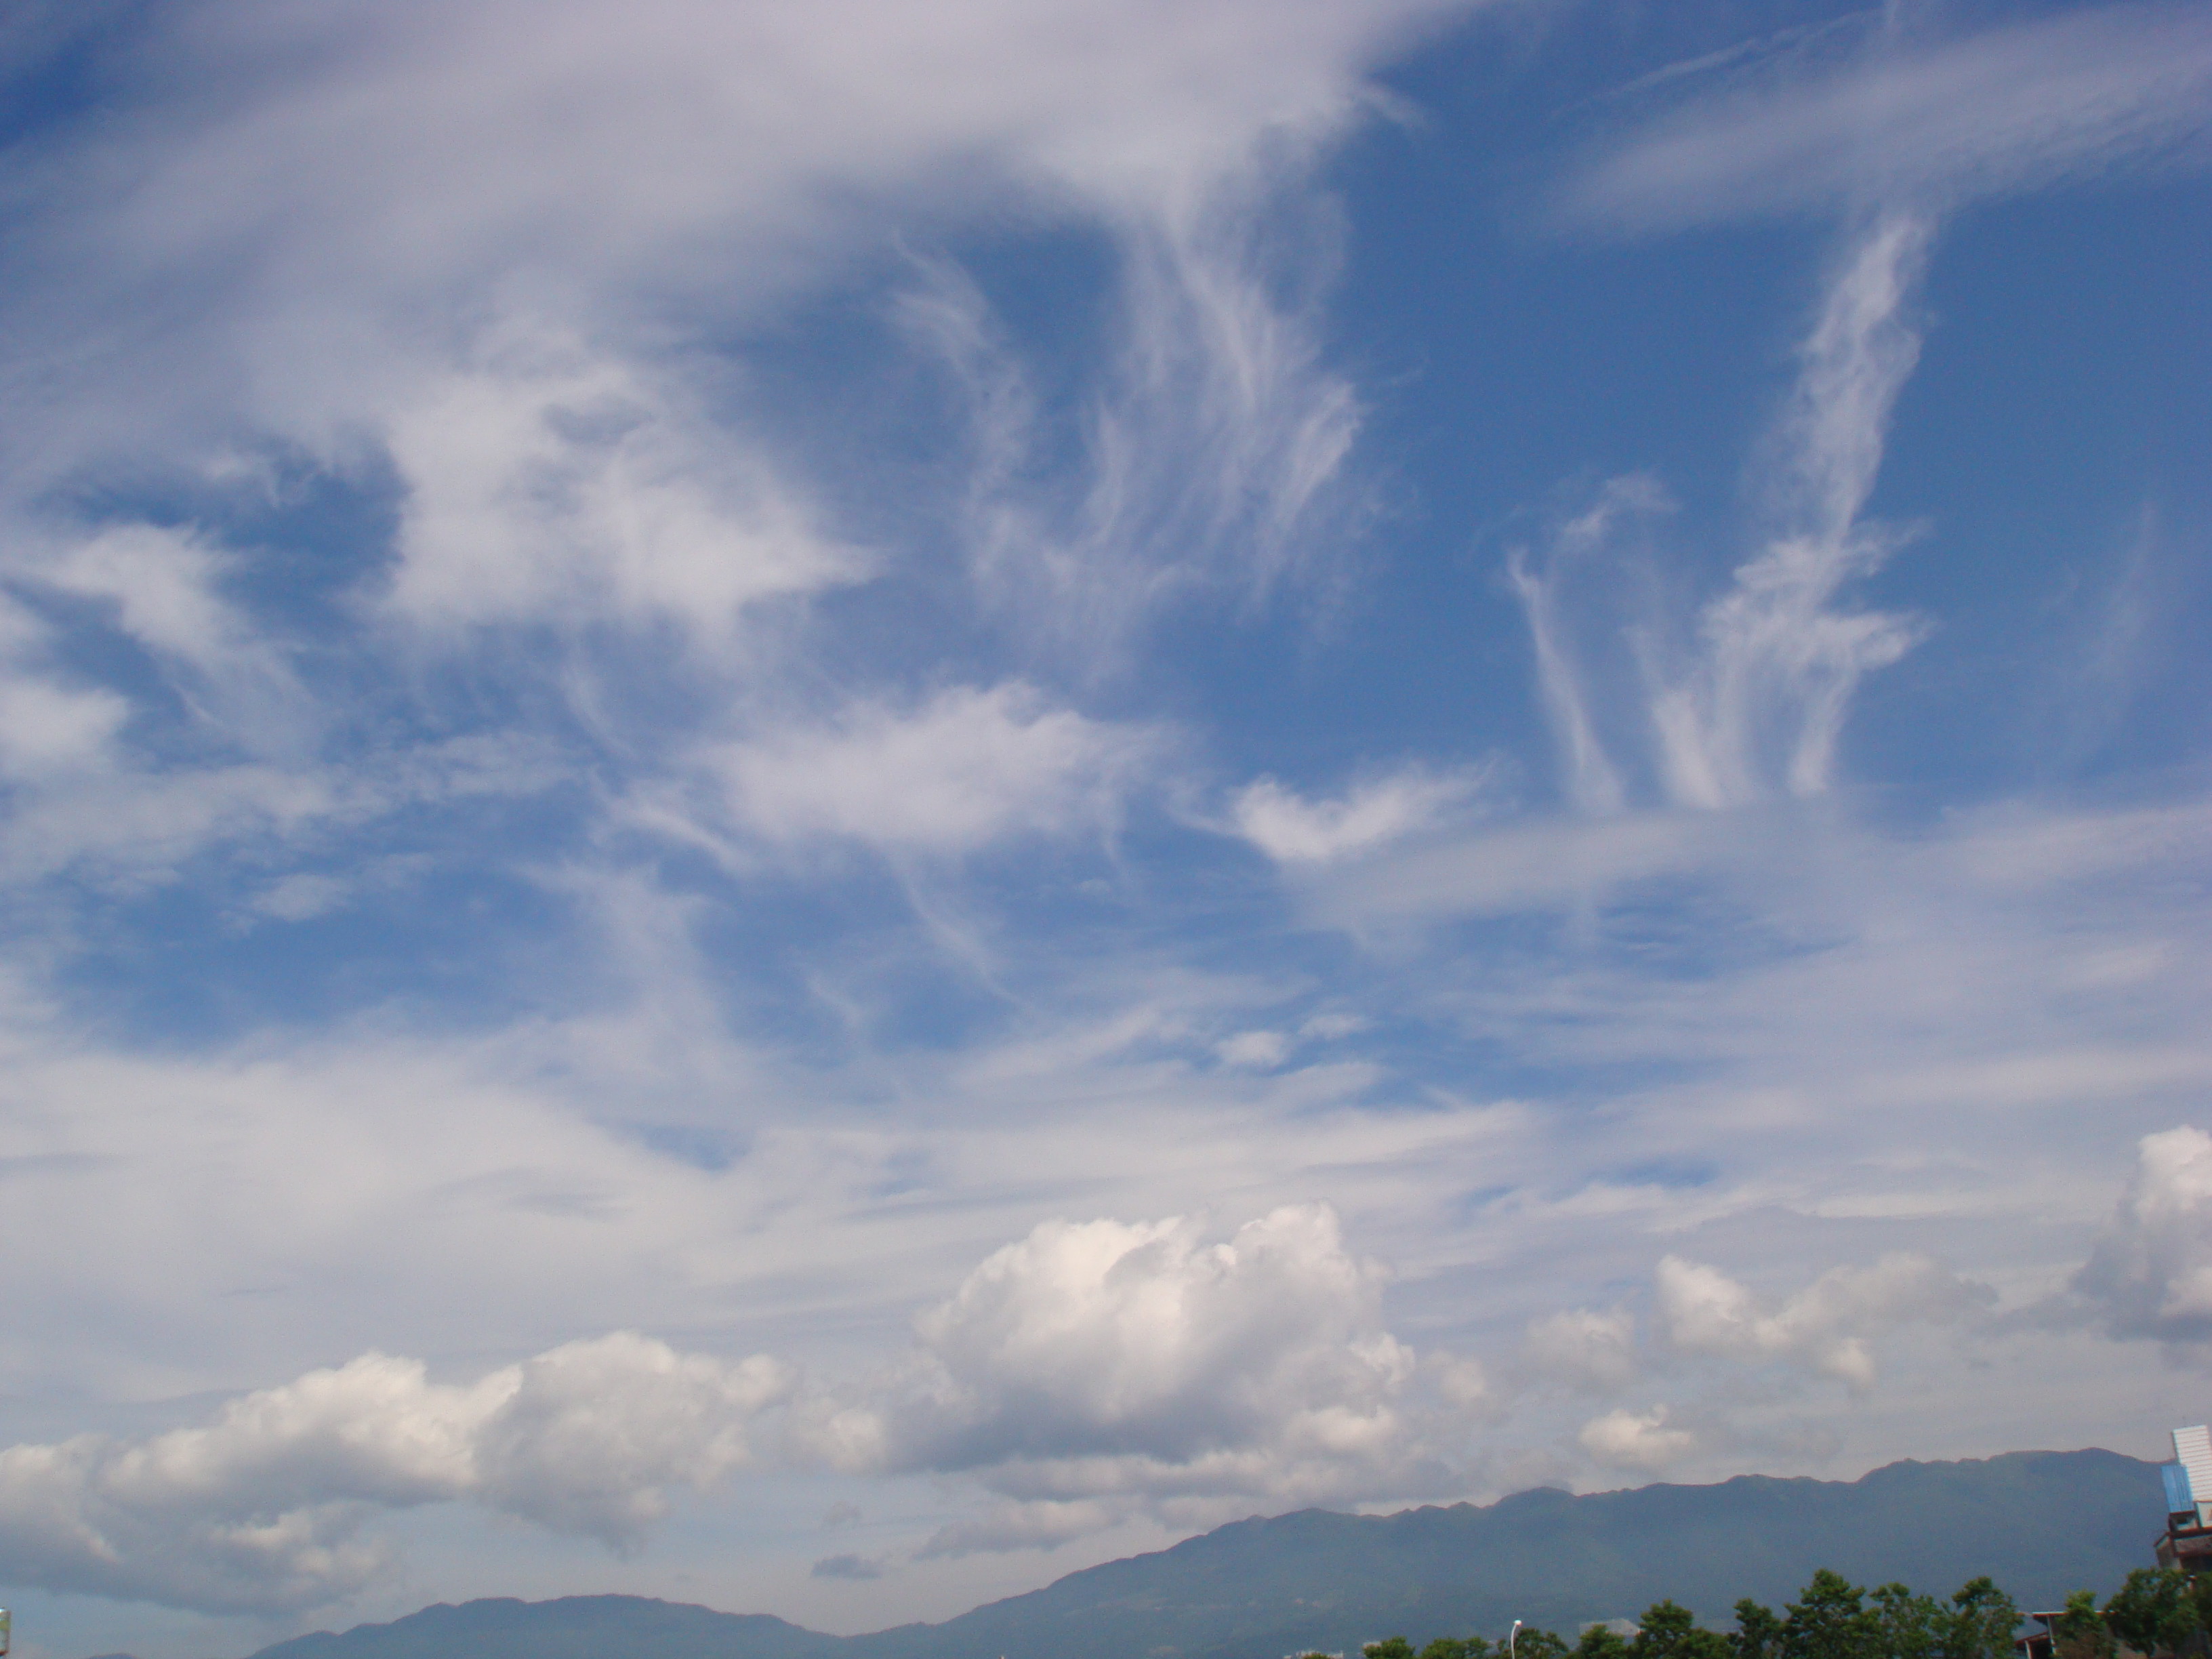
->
xmin=1504 ymin=476 xmax=1665 ymax=818
xmin=0 ymin=676 xmax=129 ymax=781
xmin=2074 ymin=1125 xmax=2212 ymax=1343
xmin=0 ymin=0 xmax=1463 ymax=908
xmin=1216 ymin=1030 xmax=1291 ymax=1069
xmin=0 ymin=0 xmax=1463 ymax=556
xmin=381 ymin=328 xmax=865 ymax=636
xmin=803 ymin=1206 xmax=1462 ymax=1544
xmin=1561 ymin=3 xmax=2212 ymax=232
xmin=1578 ymin=1404 xmax=1696 ymax=1474
xmin=703 ymin=682 xmax=1162 ymax=857
xmin=1521 ymin=1307 xmax=1639 ymax=1395
xmin=1657 ymin=1252 xmax=1992 ymax=1392
xmin=904 ymin=157 xmax=1380 ymax=663
xmin=1656 ymin=216 xmax=1929 ymax=806
xmin=1234 ymin=766 xmax=1481 ymax=863
xmin=0 ymin=594 xmax=131 ymax=781
xmin=247 ymin=873 xmax=353 ymax=923
xmin=41 ymin=523 xmax=311 ymax=757
xmin=1304 ymin=807 xmax=1713 ymax=925
xmin=1509 ymin=214 xmax=1929 ymax=814
xmin=0 ymin=1334 xmax=791 ymax=1612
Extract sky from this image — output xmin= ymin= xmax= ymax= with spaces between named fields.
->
xmin=0 ymin=1 xmax=2207 ymax=1654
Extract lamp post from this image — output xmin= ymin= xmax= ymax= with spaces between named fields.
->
xmin=1510 ymin=1619 xmax=1523 ymax=1659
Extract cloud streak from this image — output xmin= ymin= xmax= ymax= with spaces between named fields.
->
xmin=1562 ymin=3 xmax=2212 ymax=232
xmin=1508 ymin=211 xmax=1930 ymax=814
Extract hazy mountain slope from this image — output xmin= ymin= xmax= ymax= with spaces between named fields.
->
xmin=245 ymin=1595 xmax=840 ymax=1659
xmin=249 ymin=1449 xmax=2165 ymax=1659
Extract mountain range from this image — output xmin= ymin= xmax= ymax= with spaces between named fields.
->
xmin=247 ymin=1449 xmax=2166 ymax=1659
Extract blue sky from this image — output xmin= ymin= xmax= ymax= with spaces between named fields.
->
xmin=0 ymin=1 xmax=2209 ymax=1654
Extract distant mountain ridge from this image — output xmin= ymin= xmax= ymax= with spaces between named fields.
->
xmin=248 ymin=1449 xmax=2167 ymax=1659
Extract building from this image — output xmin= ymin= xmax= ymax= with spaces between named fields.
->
xmin=2158 ymin=1427 xmax=2212 ymax=1578
xmin=2015 ymin=1611 xmax=2063 ymax=1659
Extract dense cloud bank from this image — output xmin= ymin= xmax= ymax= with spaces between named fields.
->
xmin=14 ymin=1168 xmax=2208 ymax=1612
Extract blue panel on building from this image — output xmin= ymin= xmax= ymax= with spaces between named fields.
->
xmin=2165 ymin=1461 xmax=2194 ymax=1514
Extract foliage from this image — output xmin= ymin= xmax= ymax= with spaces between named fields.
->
xmin=1351 ymin=1566 xmax=2212 ymax=1659
xmin=1868 ymin=1582 xmax=1943 ymax=1659
xmin=1941 ymin=1578 xmax=2023 ymax=1659
xmin=1634 ymin=1601 xmax=1732 ymax=1659
xmin=1733 ymin=1599 xmax=1786 ymax=1659
xmin=2046 ymin=1589 xmax=2114 ymax=1659
xmin=1370 ymin=1637 xmax=1506 ymax=1659
xmin=2101 ymin=1570 xmax=2191 ymax=1656
xmin=1372 ymin=1572 xmax=2039 ymax=1659
xmin=1778 ymin=1568 xmax=1883 ymax=1659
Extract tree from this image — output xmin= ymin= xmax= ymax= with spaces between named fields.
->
xmin=2088 ymin=1574 xmax=2194 ymax=1659
xmin=2049 ymin=1589 xmax=2116 ymax=1659
xmin=1868 ymin=1582 xmax=1944 ymax=1659
xmin=1358 ymin=1572 xmax=2031 ymax=1659
xmin=1780 ymin=1570 xmax=1880 ymax=1659
xmin=2192 ymin=1574 xmax=2212 ymax=1646
xmin=1940 ymin=1577 xmax=2023 ymax=1659
xmin=1734 ymin=1601 xmax=1786 ymax=1659
xmin=1635 ymin=1599 xmax=1732 ymax=1659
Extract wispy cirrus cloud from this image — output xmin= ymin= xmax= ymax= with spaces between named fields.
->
xmin=1560 ymin=2 xmax=2212 ymax=232
xmin=1504 ymin=210 xmax=1931 ymax=815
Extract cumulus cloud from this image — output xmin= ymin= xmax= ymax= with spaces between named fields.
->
xmin=1656 ymin=1252 xmax=1992 ymax=1392
xmin=1233 ymin=766 xmax=1481 ymax=863
xmin=1561 ymin=3 xmax=2212 ymax=232
xmin=1578 ymin=1404 xmax=1696 ymax=1474
xmin=800 ymin=1206 xmax=1469 ymax=1546
xmin=2074 ymin=1125 xmax=2212 ymax=1343
xmin=0 ymin=1334 xmax=790 ymax=1612
xmin=701 ymin=682 xmax=1162 ymax=857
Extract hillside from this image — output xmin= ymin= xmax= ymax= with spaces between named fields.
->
xmin=249 ymin=1448 xmax=2165 ymax=1659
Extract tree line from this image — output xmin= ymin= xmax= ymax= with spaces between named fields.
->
xmin=1313 ymin=1565 xmax=2212 ymax=1659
